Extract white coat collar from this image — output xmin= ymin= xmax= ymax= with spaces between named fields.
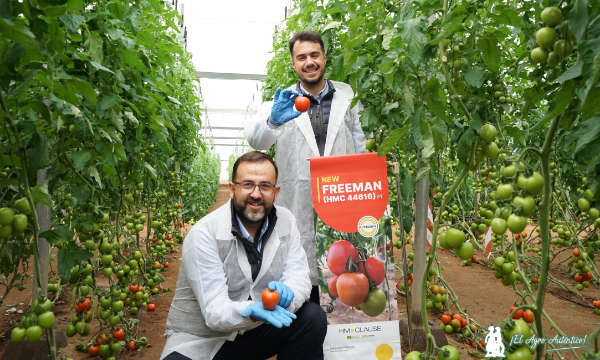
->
xmin=288 ymin=80 xmax=355 ymax=157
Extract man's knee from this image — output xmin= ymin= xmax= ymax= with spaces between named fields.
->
xmin=297 ymin=302 xmax=327 ymax=338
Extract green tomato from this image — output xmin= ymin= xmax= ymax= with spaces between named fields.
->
xmin=109 ymin=315 xmax=121 ymax=326
xmin=536 ymin=27 xmax=556 ymax=49
xmin=578 ymin=198 xmax=591 ymax=212
xmin=526 ymin=172 xmax=544 ymax=195
xmin=11 ymin=327 xmax=26 ymax=343
xmin=38 ymin=311 xmax=55 ymax=329
xmin=438 ymin=344 xmax=460 ymax=360
xmin=494 ymin=256 xmax=505 ymax=269
xmin=66 ymin=324 xmax=76 ymax=337
xmin=456 ymin=241 xmax=474 ymax=260
xmin=480 ymin=124 xmax=498 ymax=143
xmin=12 ymin=214 xmax=28 ymax=234
xmin=495 ymin=184 xmax=513 ymax=200
xmin=112 ymin=300 xmax=124 ymax=312
xmin=111 ymin=341 xmax=123 ymax=353
xmin=14 ymin=197 xmax=32 ymax=215
xmin=491 ymin=218 xmax=507 ymax=235
xmin=513 ymin=196 xmax=535 ymax=217
xmin=485 ymin=142 xmax=499 ymax=158
xmin=99 ymin=344 xmax=111 ymax=357
xmin=26 ymin=325 xmax=43 ymax=342
xmin=405 ymin=351 xmax=421 ymax=360
xmin=500 ymin=165 xmax=516 ymax=178
xmin=0 ymin=207 xmax=14 ymax=226
xmin=541 ymin=6 xmax=562 ymax=26
xmin=443 ymin=228 xmax=465 ymax=249
xmin=507 ymin=214 xmax=527 ymax=234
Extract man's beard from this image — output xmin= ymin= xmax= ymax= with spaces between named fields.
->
xmin=233 ymin=196 xmax=272 ymax=224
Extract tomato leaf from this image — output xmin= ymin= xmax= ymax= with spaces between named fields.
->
xmin=568 ymin=0 xmax=588 ymax=42
xmin=477 ymin=36 xmax=500 ymax=73
xmin=463 ymin=67 xmax=485 ymax=88
xmin=400 ymin=17 xmax=426 ymax=65
xmin=533 ymin=80 xmax=575 ymax=130
xmin=379 ymin=126 xmax=409 ymax=154
xmin=58 ymin=246 xmax=92 ymax=283
xmin=423 ymin=78 xmax=448 ymax=121
xmin=70 ymin=151 xmax=91 ymax=171
xmin=0 ymin=18 xmax=39 ymax=51
xmin=58 ymin=14 xmax=85 ymax=32
xmin=40 ymin=225 xmax=73 ymax=245
xmin=554 ymin=61 xmax=582 ymax=83
xmin=573 ymin=115 xmax=600 ymax=157
xmin=31 ymin=184 xmax=52 ymax=207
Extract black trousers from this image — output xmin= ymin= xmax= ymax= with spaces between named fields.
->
xmin=164 ymin=302 xmax=327 ymax=360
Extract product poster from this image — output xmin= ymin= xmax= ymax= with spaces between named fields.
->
xmin=310 ymin=153 xmax=402 ymax=358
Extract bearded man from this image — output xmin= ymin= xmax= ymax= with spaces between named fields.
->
xmin=161 ymin=151 xmax=327 ymax=360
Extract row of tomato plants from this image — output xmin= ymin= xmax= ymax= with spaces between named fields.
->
xmin=1 ymin=1 xmax=219 ymax=359
xmin=268 ymin=0 xmax=599 ymax=359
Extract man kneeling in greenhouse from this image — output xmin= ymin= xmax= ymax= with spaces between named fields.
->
xmin=160 ymin=151 xmax=327 ymax=360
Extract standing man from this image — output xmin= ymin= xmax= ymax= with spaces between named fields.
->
xmin=161 ymin=151 xmax=327 ymax=360
xmin=245 ymin=30 xmax=366 ymax=303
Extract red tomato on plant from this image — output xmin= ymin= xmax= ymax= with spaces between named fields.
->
xmin=112 ymin=328 xmax=125 ymax=340
xmin=88 ymin=345 xmax=100 ymax=356
xmin=127 ymin=340 xmax=136 ymax=351
xmin=164 ymin=262 xmax=169 ymax=268
xmin=336 ymin=272 xmax=369 ymax=307
xmin=129 ymin=285 xmax=139 ymax=293
xmin=261 ymin=289 xmax=280 ymax=310
xmin=294 ymin=96 xmax=310 ymax=112
xmin=328 ymin=274 xmax=339 ymax=297
xmin=512 ymin=309 xmax=524 ymax=320
xmin=523 ymin=309 xmax=534 ymax=323
xmin=359 ymin=257 xmax=385 ymax=286
xmin=327 ymin=240 xmax=359 ymax=275
xmin=441 ymin=314 xmax=451 ymax=325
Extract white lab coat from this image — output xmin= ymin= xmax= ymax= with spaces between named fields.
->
xmin=244 ymin=80 xmax=366 ymax=285
xmin=160 ymin=201 xmax=311 ymax=360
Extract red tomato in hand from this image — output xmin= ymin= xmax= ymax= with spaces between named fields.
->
xmin=327 ymin=240 xmax=359 ymax=275
xmin=262 ymin=289 xmax=280 ymax=310
xmin=294 ymin=96 xmax=310 ymax=112
xmin=336 ymin=272 xmax=369 ymax=307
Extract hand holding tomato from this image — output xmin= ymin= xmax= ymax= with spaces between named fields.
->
xmin=268 ymin=281 xmax=294 ymax=308
xmin=270 ymin=88 xmax=302 ymax=126
xmin=294 ymin=96 xmax=310 ymax=112
xmin=241 ymin=302 xmax=296 ymax=328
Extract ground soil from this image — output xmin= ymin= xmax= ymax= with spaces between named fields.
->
xmin=0 ymin=183 xmax=598 ymax=359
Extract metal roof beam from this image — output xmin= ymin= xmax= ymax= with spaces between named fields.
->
xmin=196 ymin=71 xmax=266 ymax=81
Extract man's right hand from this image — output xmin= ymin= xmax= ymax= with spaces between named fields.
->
xmin=269 ymin=88 xmax=302 ymax=126
xmin=241 ymin=302 xmax=296 ymax=328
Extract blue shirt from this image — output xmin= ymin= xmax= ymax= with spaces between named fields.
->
xmin=299 ymin=81 xmax=329 ymax=103
xmin=234 ymin=214 xmax=269 ymax=252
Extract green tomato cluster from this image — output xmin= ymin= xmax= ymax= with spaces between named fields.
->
xmin=530 ymin=7 xmax=574 ymax=68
